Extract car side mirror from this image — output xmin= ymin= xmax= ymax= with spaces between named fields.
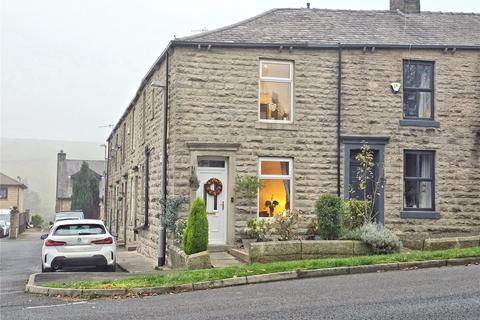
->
xmin=40 ymin=234 xmax=48 ymax=240
xmin=49 ymin=221 xmax=53 ymax=225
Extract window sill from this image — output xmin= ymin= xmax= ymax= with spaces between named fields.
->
xmin=255 ymin=122 xmax=298 ymax=131
xmin=399 ymin=119 xmax=440 ymax=128
xmin=400 ymin=211 xmax=440 ymax=220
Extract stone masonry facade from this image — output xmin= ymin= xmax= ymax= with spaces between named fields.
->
xmin=107 ymin=45 xmax=479 ymax=260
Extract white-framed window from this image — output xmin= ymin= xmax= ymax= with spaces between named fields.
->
xmin=259 ymin=60 xmax=293 ymax=122
xmin=258 ymin=158 xmax=293 ymax=218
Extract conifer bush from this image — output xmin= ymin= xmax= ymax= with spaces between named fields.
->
xmin=183 ymin=198 xmax=208 ymax=255
xmin=315 ymin=194 xmax=345 ymax=240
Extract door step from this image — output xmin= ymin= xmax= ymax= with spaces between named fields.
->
xmin=126 ymin=245 xmax=137 ymax=251
xmin=229 ymin=248 xmax=250 ymax=263
xmin=208 ymin=244 xmax=232 ymax=252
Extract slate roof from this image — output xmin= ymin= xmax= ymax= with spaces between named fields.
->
xmin=0 ymin=173 xmax=27 ymax=189
xmin=178 ymin=8 xmax=480 ymax=47
xmin=56 ymin=159 xmax=105 ymax=199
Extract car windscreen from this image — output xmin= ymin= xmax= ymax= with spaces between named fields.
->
xmin=54 ymin=224 xmax=106 ymax=236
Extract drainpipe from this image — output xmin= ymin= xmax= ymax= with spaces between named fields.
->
xmin=158 ymin=50 xmax=169 ymax=267
xmin=336 ymin=44 xmax=342 ymax=197
xmin=133 ymin=146 xmax=150 ymax=233
xmin=105 ymin=141 xmax=110 ymax=229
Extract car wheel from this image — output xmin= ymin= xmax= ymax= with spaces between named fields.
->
xmin=104 ymin=262 xmax=116 ymax=272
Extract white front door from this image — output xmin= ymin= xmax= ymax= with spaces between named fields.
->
xmin=196 ymin=159 xmax=227 ymax=245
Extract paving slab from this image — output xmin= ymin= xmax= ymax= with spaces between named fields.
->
xmin=116 ymin=249 xmax=158 ymax=273
xmin=209 ymin=251 xmax=244 ymax=268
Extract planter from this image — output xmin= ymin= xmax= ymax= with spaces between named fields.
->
xmin=249 ymin=240 xmax=373 ymax=263
xmin=168 ymin=245 xmax=212 ymax=270
xmin=241 ymin=238 xmax=257 ymax=250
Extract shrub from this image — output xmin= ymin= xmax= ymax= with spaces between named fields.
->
xmin=160 ymin=196 xmax=188 ymax=232
xmin=343 ymin=223 xmax=402 ymax=254
xmin=183 ymin=198 xmax=208 ymax=255
xmin=257 ymin=218 xmax=275 ymax=241
xmin=173 ymin=217 xmax=187 ymax=247
xmin=31 ymin=214 xmax=43 ymax=227
xmin=245 ymin=218 xmax=260 ymax=239
xmin=274 ymin=210 xmax=299 ymax=241
xmin=315 ymin=194 xmax=345 ymax=240
xmin=343 ymin=199 xmax=370 ymax=230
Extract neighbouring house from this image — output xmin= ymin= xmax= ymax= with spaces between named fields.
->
xmin=55 ymin=150 xmax=106 ymax=218
xmin=0 ymin=172 xmax=27 ymax=212
xmin=106 ymin=0 xmax=480 ymax=260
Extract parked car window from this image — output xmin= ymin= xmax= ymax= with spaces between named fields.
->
xmin=403 ymin=60 xmax=434 ymax=120
xmin=259 ymin=60 xmax=293 ymax=122
xmin=404 ymin=151 xmax=435 ymax=210
xmin=258 ymin=158 xmax=292 ymax=218
xmin=54 ymin=224 xmax=106 ymax=236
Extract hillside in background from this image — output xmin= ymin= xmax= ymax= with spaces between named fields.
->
xmin=0 ymin=137 xmax=105 ymax=220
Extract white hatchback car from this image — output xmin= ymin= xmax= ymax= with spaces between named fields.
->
xmin=41 ymin=219 xmax=116 ymax=272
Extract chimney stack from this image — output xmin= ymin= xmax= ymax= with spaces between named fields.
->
xmin=390 ymin=0 xmax=420 ymax=14
xmin=58 ymin=150 xmax=66 ymax=162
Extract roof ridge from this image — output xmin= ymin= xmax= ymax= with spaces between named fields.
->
xmin=178 ymin=8 xmax=283 ymax=41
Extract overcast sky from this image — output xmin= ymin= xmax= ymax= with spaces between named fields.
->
xmin=2 ymin=0 xmax=479 ymax=142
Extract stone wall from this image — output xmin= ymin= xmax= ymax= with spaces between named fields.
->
xmin=340 ymin=49 xmax=480 ymax=237
xmin=0 ymin=186 xmax=24 ymax=212
xmin=107 ymin=45 xmax=480 ymax=260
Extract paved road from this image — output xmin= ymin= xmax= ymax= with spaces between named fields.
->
xmin=1 ymin=230 xmax=479 ymax=319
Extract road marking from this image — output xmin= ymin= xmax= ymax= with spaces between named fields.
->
xmin=25 ymin=301 xmax=91 ymax=310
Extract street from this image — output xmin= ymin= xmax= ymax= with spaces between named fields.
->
xmin=1 ymin=230 xmax=479 ymax=320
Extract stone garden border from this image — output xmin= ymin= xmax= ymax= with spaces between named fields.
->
xmin=168 ymin=244 xmax=212 ymax=270
xmin=248 ymin=240 xmax=373 ymax=263
xmin=25 ymin=257 xmax=480 ymax=298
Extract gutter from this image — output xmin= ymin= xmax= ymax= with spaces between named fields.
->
xmin=336 ymin=44 xmax=342 ymax=197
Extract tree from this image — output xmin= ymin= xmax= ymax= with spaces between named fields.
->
xmin=71 ymin=162 xmax=100 ymax=219
xmin=235 ymin=175 xmax=263 ymax=216
xmin=183 ymin=198 xmax=208 ymax=255
xmin=354 ymin=143 xmax=384 ymax=222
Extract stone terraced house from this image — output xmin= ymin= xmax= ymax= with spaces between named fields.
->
xmin=106 ymin=0 xmax=480 ymax=262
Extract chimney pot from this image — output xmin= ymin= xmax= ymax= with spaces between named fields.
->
xmin=306 ymin=2 xmax=310 ymax=9
xmin=390 ymin=0 xmax=420 ymax=14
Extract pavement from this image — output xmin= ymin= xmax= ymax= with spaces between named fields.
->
xmin=116 ymin=248 xmax=157 ymax=273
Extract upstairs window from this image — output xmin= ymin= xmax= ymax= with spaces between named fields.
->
xmin=0 ymin=187 xmax=7 ymax=199
xmin=258 ymin=158 xmax=292 ymax=218
xmin=259 ymin=61 xmax=293 ymax=122
xmin=403 ymin=60 xmax=434 ymax=120
xmin=404 ymin=151 xmax=435 ymax=211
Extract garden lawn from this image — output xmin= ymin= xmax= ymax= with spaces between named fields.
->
xmin=44 ymin=246 xmax=480 ymax=289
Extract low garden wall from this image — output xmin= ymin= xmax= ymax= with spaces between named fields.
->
xmin=423 ymin=236 xmax=480 ymax=251
xmin=248 ymin=240 xmax=373 ymax=263
xmin=168 ymin=245 xmax=212 ymax=270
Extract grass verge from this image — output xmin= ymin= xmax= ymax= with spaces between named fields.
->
xmin=44 ymin=246 xmax=480 ymax=289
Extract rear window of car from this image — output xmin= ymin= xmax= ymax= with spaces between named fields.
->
xmin=54 ymin=224 xmax=106 ymax=236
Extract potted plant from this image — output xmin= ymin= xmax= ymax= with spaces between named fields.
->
xmin=265 ymin=198 xmax=279 ymax=216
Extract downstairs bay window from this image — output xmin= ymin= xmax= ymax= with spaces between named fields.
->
xmin=258 ymin=158 xmax=292 ymax=218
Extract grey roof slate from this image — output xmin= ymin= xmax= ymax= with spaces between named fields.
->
xmin=0 ymin=173 xmax=27 ymax=189
xmin=56 ymin=159 xmax=105 ymax=199
xmin=178 ymin=8 xmax=480 ymax=47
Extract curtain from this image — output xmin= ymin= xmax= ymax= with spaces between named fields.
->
xmin=419 ymin=155 xmax=432 ymax=208
xmin=281 ymin=162 xmax=290 ymax=211
xmin=418 ymin=66 xmax=431 ymax=118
